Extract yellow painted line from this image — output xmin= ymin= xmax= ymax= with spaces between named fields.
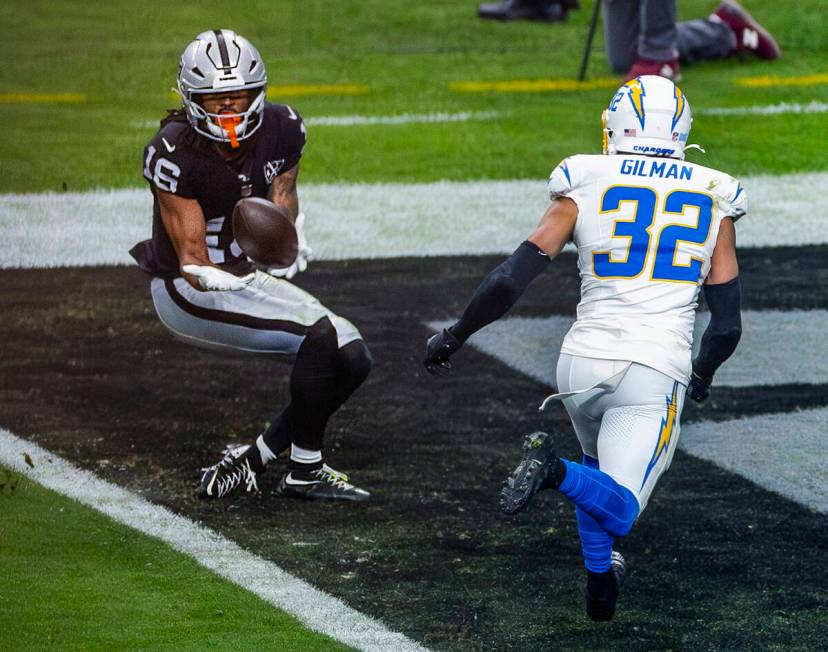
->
xmin=267 ymin=84 xmax=369 ymax=97
xmin=0 ymin=92 xmax=86 ymax=104
xmin=449 ymin=77 xmax=618 ymax=93
xmin=737 ymin=73 xmax=828 ymax=88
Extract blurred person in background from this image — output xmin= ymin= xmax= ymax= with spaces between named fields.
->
xmin=604 ymin=0 xmax=780 ymax=81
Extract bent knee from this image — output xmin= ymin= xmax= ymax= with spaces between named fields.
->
xmin=338 ymin=339 xmax=373 ymax=384
xmin=607 ymin=484 xmax=640 ymax=537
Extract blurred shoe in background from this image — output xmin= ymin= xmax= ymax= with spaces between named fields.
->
xmin=625 ymin=56 xmax=681 ymax=82
xmin=712 ymin=0 xmax=781 ymax=59
xmin=477 ymin=0 xmax=579 ymax=22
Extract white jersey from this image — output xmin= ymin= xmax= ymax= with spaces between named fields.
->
xmin=548 ymin=153 xmax=747 ymax=384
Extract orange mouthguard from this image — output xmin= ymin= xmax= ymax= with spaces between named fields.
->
xmin=218 ymin=114 xmax=242 ymax=149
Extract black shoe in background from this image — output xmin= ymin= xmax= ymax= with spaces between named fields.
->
xmin=477 ymin=0 xmax=575 ymax=22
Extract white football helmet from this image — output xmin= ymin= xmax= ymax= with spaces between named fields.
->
xmin=602 ymin=75 xmax=692 ymax=160
xmin=177 ymin=29 xmax=267 ymax=145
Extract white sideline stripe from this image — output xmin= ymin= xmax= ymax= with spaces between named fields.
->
xmin=430 ymin=309 xmax=828 ymax=389
xmin=131 ymin=111 xmax=498 ymax=130
xmin=0 ymin=429 xmax=429 ymax=652
xmin=681 ymin=408 xmax=828 ymax=514
xmin=1 ymin=171 xmax=827 ymax=268
xmin=698 ymin=100 xmax=828 ymax=116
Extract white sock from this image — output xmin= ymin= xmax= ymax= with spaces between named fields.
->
xmin=256 ymin=435 xmax=279 ymax=466
xmin=290 ymin=443 xmax=322 ymax=466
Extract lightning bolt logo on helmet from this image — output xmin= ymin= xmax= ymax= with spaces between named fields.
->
xmin=602 ymin=75 xmax=693 ymax=160
xmin=624 ymin=78 xmax=647 ymax=129
xmin=672 ymin=85 xmax=686 ymax=132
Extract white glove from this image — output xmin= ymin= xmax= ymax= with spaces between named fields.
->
xmin=266 ymin=212 xmax=312 ymax=280
xmin=182 ymin=264 xmax=254 ymax=291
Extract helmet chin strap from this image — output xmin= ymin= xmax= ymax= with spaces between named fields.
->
xmin=684 ymin=143 xmax=706 ymax=154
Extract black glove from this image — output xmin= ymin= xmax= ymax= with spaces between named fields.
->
xmin=688 ymin=369 xmax=712 ymax=403
xmin=424 ymin=328 xmax=462 ymax=375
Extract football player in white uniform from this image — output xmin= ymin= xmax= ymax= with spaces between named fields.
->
xmin=424 ymin=75 xmax=744 ymax=621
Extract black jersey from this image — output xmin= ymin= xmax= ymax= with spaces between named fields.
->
xmin=130 ymin=102 xmax=307 ymax=278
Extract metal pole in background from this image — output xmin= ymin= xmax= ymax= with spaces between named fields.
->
xmin=578 ymin=0 xmax=602 ymax=81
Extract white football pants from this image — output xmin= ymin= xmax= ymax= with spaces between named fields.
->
xmin=150 ymin=270 xmax=361 ymax=355
xmin=554 ymin=353 xmax=687 ymax=512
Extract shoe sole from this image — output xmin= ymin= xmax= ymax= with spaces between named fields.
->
xmin=277 ymin=480 xmax=371 ymax=502
xmin=499 ymin=432 xmax=557 ymax=515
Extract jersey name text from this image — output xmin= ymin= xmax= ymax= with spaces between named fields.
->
xmin=620 ymin=158 xmax=692 ymax=181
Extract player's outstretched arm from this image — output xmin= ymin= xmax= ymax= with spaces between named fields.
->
xmin=690 ymin=218 xmax=742 ymax=402
xmin=156 ymin=189 xmax=251 ymax=291
xmin=424 ymin=198 xmax=577 ymax=375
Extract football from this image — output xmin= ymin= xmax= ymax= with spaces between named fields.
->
xmin=231 ymin=197 xmax=299 ymax=267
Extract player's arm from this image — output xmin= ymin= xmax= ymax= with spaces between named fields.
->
xmin=689 ymin=217 xmax=742 ymax=402
xmin=424 ymin=198 xmax=578 ymax=375
xmin=156 ymin=189 xmax=251 ymax=291
xmin=265 ymin=163 xmax=311 ymax=279
xmin=266 ymin=163 xmax=299 ymax=222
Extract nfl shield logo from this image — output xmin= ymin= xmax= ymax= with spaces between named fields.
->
xmin=264 ymin=159 xmax=285 ymax=184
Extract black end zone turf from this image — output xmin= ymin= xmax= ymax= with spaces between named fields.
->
xmin=1 ymin=247 xmax=826 ymax=649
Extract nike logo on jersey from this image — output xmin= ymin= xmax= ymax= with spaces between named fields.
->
xmin=162 ymin=137 xmax=176 ymax=153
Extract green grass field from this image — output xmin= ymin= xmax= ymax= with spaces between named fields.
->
xmin=1 ymin=0 xmax=827 ymax=193
xmin=0 ymin=468 xmax=352 ymax=651
xmin=1 ymin=1 xmax=827 ymax=649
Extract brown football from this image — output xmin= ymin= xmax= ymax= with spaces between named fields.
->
xmin=232 ymin=197 xmax=299 ymax=267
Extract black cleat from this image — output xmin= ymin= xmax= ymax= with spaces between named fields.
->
xmin=499 ymin=431 xmax=561 ymax=515
xmin=586 ymin=551 xmax=627 ymax=622
xmin=197 ymin=444 xmax=259 ymax=500
xmin=277 ymin=464 xmax=370 ymax=502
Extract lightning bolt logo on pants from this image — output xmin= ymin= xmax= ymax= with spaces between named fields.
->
xmin=640 ymin=382 xmax=679 ymax=490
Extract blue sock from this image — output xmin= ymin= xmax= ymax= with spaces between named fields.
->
xmin=574 ymin=455 xmax=613 ymax=573
xmin=559 ymin=458 xmax=640 ymax=538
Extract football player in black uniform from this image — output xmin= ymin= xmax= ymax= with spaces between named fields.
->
xmin=130 ymin=29 xmax=371 ymax=502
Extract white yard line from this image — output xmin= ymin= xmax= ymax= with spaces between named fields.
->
xmin=1 ymin=171 xmax=827 ymax=268
xmin=0 ymin=428 xmax=430 ymax=652
xmin=306 ymin=111 xmax=499 ymax=126
xmin=131 ymin=111 xmax=498 ymax=130
xmin=698 ymin=100 xmax=828 ymax=116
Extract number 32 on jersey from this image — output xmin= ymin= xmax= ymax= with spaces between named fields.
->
xmin=592 ymin=186 xmax=713 ymax=283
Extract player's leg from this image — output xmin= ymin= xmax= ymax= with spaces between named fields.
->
xmin=500 ymin=354 xmax=634 ymax=620
xmin=602 ymin=0 xmax=642 ymax=73
xmin=150 ymin=274 xmax=371 ymax=500
xmin=596 ymin=364 xmax=686 ymax=514
xmin=551 ymin=364 xmax=685 ymax=535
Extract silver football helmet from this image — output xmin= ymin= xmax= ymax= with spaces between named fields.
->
xmin=177 ymin=29 xmax=267 ymax=145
